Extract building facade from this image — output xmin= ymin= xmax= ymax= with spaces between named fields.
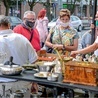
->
xmin=0 ymin=0 xmax=97 ymax=20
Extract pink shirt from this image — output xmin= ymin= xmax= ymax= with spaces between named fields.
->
xmin=35 ymin=17 xmax=49 ymax=42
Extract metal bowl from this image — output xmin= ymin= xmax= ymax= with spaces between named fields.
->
xmin=0 ymin=65 xmax=23 ymax=75
xmin=47 ymin=73 xmax=58 ymax=81
xmin=22 ymin=64 xmax=36 ymax=70
xmin=36 ymin=62 xmax=55 ymax=72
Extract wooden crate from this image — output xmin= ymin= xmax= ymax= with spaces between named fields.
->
xmin=63 ymin=61 xmax=98 ymax=86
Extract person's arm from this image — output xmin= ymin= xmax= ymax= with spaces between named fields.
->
xmin=45 ymin=33 xmax=54 ymax=48
xmin=71 ymin=42 xmax=98 ymax=57
xmin=45 ymin=31 xmax=63 ymax=50
xmin=45 ymin=35 xmax=78 ymax=51
xmin=63 ymin=38 xmax=78 ymax=51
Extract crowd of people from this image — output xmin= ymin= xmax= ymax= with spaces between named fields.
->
xmin=0 ymin=7 xmax=98 ymax=97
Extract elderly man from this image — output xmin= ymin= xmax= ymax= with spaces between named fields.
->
xmin=0 ymin=15 xmax=38 ymax=96
xmin=13 ymin=11 xmax=41 ymax=51
xmin=0 ymin=15 xmax=38 ymax=65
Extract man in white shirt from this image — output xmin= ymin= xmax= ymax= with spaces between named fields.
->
xmin=0 ymin=15 xmax=38 ymax=95
xmin=0 ymin=15 xmax=38 ymax=65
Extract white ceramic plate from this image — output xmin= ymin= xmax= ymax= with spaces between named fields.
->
xmin=34 ymin=72 xmax=48 ymax=78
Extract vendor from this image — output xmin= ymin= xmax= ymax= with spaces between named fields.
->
xmin=71 ymin=11 xmax=98 ymax=57
xmin=71 ymin=35 xmax=98 ymax=57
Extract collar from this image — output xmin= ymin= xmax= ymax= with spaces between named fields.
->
xmin=0 ymin=29 xmax=14 ymax=35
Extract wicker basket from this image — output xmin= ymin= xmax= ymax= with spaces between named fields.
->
xmin=63 ymin=61 xmax=98 ymax=86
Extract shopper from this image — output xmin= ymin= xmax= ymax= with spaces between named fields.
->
xmin=81 ymin=30 xmax=92 ymax=49
xmin=35 ymin=8 xmax=49 ymax=47
xmin=13 ymin=11 xmax=41 ymax=51
xmin=45 ymin=9 xmax=79 ymax=56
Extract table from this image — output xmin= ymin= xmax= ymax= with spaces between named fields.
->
xmin=0 ymin=70 xmax=98 ymax=98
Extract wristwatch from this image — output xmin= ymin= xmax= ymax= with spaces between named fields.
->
xmin=62 ymin=44 xmax=66 ymax=50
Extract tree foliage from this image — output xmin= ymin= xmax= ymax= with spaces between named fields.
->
xmin=27 ymin=0 xmax=38 ymax=11
xmin=0 ymin=0 xmax=24 ymax=16
xmin=66 ymin=0 xmax=88 ymax=14
xmin=0 ymin=0 xmax=89 ymax=17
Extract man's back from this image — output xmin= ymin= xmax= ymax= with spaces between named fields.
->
xmin=0 ymin=29 xmax=37 ymax=65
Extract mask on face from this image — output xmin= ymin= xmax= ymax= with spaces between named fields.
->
xmin=60 ymin=21 xmax=70 ymax=27
xmin=96 ymin=20 xmax=98 ymax=27
xmin=25 ymin=20 xmax=35 ymax=28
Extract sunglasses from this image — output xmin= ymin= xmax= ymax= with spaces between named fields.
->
xmin=24 ymin=18 xmax=35 ymax=21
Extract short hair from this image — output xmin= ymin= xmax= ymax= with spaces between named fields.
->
xmin=0 ymin=15 xmax=10 ymax=27
xmin=59 ymin=9 xmax=70 ymax=19
xmin=23 ymin=11 xmax=36 ymax=18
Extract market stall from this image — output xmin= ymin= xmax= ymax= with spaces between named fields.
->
xmin=0 ymin=50 xmax=98 ymax=98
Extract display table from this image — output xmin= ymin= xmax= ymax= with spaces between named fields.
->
xmin=0 ymin=70 xmax=98 ymax=98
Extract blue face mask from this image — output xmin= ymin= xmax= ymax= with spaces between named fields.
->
xmin=96 ymin=20 xmax=98 ymax=27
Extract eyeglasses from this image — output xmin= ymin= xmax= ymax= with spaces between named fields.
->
xmin=24 ymin=18 xmax=35 ymax=21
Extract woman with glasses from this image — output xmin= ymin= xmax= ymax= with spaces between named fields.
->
xmin=13 ymin=11 xmax=41 ymax=52
xmin=45 ymin=9 xmax=79 ymax=56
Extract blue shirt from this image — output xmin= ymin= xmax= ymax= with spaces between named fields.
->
xmin=81 ymin=30 xmax=92 ymax=48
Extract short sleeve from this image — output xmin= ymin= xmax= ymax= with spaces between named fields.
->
xmin=85 ymin=33 xmax=92 ymax=45
xmin=49 ymin=26 xmax=55 ymax=34
xmin=95 ymin=36 xmax=98 ymax=43
xmin=72 ymin=29 xmax=79 ymax=39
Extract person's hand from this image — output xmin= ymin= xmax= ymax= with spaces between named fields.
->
xmin=96 ymin=11 xmax=98 ymax=17
xmin=95 ymin=11 xmax=98 ymax=20
xmin=70 ymin=51 xmax=78 ymax=58
xmin=52 ymin=44 xmax=63 ymax=50
xmin=90 ymin=23 xmax=95 ymax=29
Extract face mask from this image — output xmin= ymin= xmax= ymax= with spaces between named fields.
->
xmin=96 ymin=20 xmax=98 ymax=27
xmin=60 ymin=21 xmax=70 ymax=27
xmin=25 ymin=20 xmax=35 ymax=28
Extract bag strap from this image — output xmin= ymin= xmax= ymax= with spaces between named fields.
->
xmin=29 ymin=31 xmax=33 ymax=42
xmin=50 ymin=26 xmax=56 ymax=43
xmin=58 ymin=29 xmax=63 ymax=44
xmin=58 ymin=28 xmax=66 ymax=54
xmin=21 ymin=23 xmax=34 ymax=42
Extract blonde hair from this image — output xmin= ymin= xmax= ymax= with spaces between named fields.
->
xmin=59 ymin=9 xmax=70 ymax=19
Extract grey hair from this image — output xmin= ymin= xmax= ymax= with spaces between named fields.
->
xmin=23 ymin=11 xmax=36 ymax=18
xmin=0 ymin=15 xmax=10 ymax=27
